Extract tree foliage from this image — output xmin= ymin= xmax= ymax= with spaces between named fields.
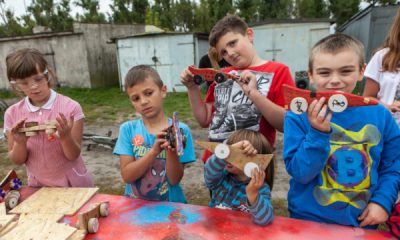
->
xmin=329 ymin=0 xmax=360 ymax=26
xmin=0 ymin=0 xmax=398 ymax=38
xmin=26 ymin=0 xmax=74 ymax=32
xmin=110 ymin=0 xmax=149 ymax=24
xmin=74 ymin=0 xmax=106 ymax=23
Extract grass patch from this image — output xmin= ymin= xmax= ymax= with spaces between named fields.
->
xmin=58 ymin=87 xmax=194 ymax=124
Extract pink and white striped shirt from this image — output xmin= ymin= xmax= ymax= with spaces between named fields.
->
xmin=4 ymin=90 xmax=93 ymax=187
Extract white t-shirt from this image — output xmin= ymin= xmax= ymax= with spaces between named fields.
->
xmin=364 ymin=48 xmax=400 ymax=104
xmin=364 ymin=48 xmax=400 ymax=125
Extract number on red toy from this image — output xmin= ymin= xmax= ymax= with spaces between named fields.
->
xmin=290 ymin=97 xmax=308 ymax=115
xmin=328 ymin=94 xmax=348 ymax=112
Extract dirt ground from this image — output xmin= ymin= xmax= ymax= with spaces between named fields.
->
xmin=82 ymin=123 xmax=290 ymax=206
xmin=0 ymin=122 xmax=290 ymax=208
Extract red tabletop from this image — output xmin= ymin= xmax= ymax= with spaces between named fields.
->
xmin=20 ymin=188 xmax=396 ymax=240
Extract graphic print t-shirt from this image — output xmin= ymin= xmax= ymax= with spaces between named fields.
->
xmin=207 ymin=70 xmax=273 ymax=141
xmin=113 ymin=119 xmax=195 ymax=202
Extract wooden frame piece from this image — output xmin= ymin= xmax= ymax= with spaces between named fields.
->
xmin=196 ymin=141 xmax=273 ymax=172
xmin=77 ymin=201 xmax=109 ymax=234
xmin=18 ymin=121 xmax=57 ymax=136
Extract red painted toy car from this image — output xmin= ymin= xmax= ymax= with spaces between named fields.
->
xmin=0 ymin=170 xmax=22 ymax=210
xmin=283 ymin=84 xmax=379 ymax=114
xmin=188 ymin=65 xmax=238 ymax=85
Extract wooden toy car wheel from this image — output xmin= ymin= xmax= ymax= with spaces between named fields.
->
xmin=99 ymin=203 xmax=109 ymax=217
xmin=5 ymin=190 xmax=20 ymax=209
xmin=328 ymin=94 xmax=348 ymax=112
xmin=244 ymin=162 xmax=259 ymax=178
xmin=87 ymin=218 xmax=99 ymax=233
xmin=193 ymin=75 xmax=204 ymax=85
xmin=215 ymin=143 xmax=230 ymax=159
xmin=214 ymin=73 xmax=226 ymax=83
xmin=289 ymin=97 xmax=308 ymax=115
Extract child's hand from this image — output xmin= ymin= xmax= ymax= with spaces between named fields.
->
xmin=10 ymin=118 xmax=28 ymax=145
xmin=152 ymin=130 xmax=169 ymax=154
xmin=55 ymin=113 xmax=74 ymax=140
xmin=358 ymin=202 xmax=389 ymax=227
xmin=246 ymin=168 xmax=265 ymax=206
xmin=389 ymin=101 xmax=400 ymax=113
xmin=307 ymin=97 xmax=332 ymax=133
xmin=180 ymin=68 xmax=196 ymax=89
xmin=231 ymin=140 xmax=257 ymax=155
xmin=238 ymin=70 xmax=258 ymax=97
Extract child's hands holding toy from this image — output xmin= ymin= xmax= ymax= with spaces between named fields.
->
xmin=237 ymin=70 xmax=258 ymax=97
xmin=180 ymin=68 xmax=196 ymax=89
xmin=10 ymin=118 xmax=28 ymax=145
xmin=246 ymin=168 xmax=266 ymax=206
xmin=358 ymin=202 xmax=389 ymax=227
xmin=55 ymin=113 xmax=74 ymax=140
xmin=307 ymin=97 xmax=332 ymax=133
xmin=231 ymin=140 xmax=258 ymax=155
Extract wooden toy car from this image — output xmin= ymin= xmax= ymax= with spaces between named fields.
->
xmin=165 ymin=112 xmax=185 ymax=156
xmin=188 ymin=65 xmax=238 ymax=85
xmin=0 ymin=170 xmax=22 ymax=210
xmin=76 ymin=201 xmax=109 ymax=234
xmin=196 ymin=141 xmax=273 ymax=178
xmin=18 ymin=121 xmax=57 ymax=137
xmin=283 ymin=84 xmax=379 ymax=114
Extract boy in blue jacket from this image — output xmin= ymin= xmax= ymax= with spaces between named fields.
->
xmin=283 ymin=33 xmax=400 ymax=228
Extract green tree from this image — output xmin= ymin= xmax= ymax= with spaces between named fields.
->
xmin=208 ymin=0 xmax=235 ymax=25
xmin=235 ymin=0 xmax=258 ymax=23
xmin=0 ymin=8 xmax=32 ymax=37
xmin=174 ymin=0 xmax=196 ymax=31
xmin=74 ymin=0 xmax=107 ymax=23
xmin=151 ymin=0 xmax=174 ymax=30
xmin=257 ymin=0 xmax=293 ymax=20
xmin=110 ymin=0 xmax=149 ymax=24
xmin=193 ymin=0 xmax=212 ymax=32
xmin=26 ymin=0 xmax=73 ymax=32
xmin=329 ymin=0 xmax=360 ymax=26
xmin=295 ymin=0 xmax=329 ymax=18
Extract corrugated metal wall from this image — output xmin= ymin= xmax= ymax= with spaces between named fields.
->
xmin=116 ymin=34 xmax=208 ymax=92
xmin=252 ymin=22 xmax=331 ymax=77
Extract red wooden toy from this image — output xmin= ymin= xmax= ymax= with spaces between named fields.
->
xmin=0 ymin=170 xmax=22 ymax=210
xmin=188 ymin=65 xmax=238 ymax=85
xmin=283 ymin=84 xmax=379 ymax=114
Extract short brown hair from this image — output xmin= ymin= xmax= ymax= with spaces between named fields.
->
xmin=124 ymin=65 xmax=164 ymax=90
xmin=309 ymin=33 xmax=365 ymax=73
xmin=209 ymin=15 xmax=248 ymax=48
xmin=226 ymin=129 xmax=275 ymax=190
xmin=6 ymin=48 xmax=56 ymax=93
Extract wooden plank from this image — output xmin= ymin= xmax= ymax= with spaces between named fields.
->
xmin=1 ymin=219 xmax=76 ymax=240
xmin=67 ymin=229 xmax=86 ymax=240
xmin=0 ymin=202 xmax=6 ymax=215
xmin=196 ymin=141 xmax=274 ymax=171
xmin=10 ymin=187 xmax=98 ymax=215
xmin=19 ymin=213 xmax=64 ymax=223
xmin=0 ymin=220 xmax=17 ymax=238
xmin=0 ymin=215 xmax=15 ymax=233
